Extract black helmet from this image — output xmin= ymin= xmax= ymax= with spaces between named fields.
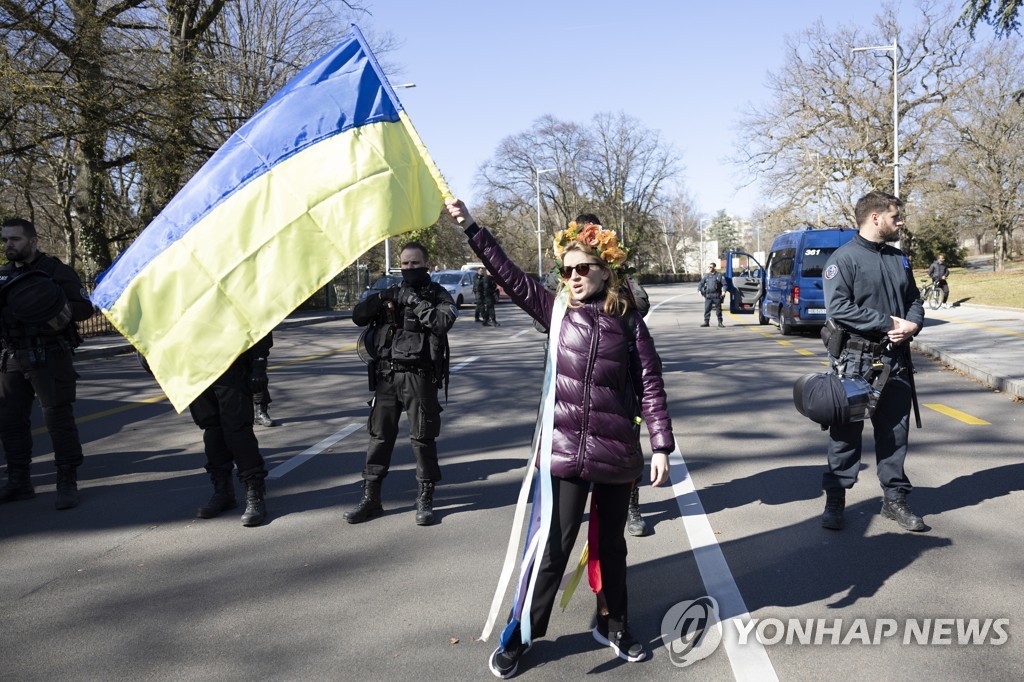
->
xmin=793 ymin=372 xmax=875 ymax=426
xmin=1 ymin=269 xmax=71 ymax=329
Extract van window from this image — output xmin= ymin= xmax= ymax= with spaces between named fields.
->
xmin=801 ymin=247 xmax=840 ymax=278
xmin=770 ymin=248 xmax=796 ymax=277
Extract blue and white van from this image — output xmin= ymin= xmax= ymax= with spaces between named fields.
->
xmin=726 ymin=226 xmax=856 ymax=335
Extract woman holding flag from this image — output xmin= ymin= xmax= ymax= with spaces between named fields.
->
xmin=446 ymin=200 xmax=674 ymax=678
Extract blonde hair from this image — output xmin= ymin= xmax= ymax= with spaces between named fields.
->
xmin=561 ymin=243 xmax=628 ymax=317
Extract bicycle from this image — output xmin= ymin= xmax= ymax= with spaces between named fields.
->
xmin=919 ymin=278 xmax=944 ymax=310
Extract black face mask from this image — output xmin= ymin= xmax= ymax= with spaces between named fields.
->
xmin=401 ymin=267 xmax=431 ymax=288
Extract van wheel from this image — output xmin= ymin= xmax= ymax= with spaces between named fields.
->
xmin=779 ymin=316 xmax=793 ymax=336
xmin=758 ymin=309 xmax=769 ymax=325
xmin=456 ymin=295 xmax=464 ymax=308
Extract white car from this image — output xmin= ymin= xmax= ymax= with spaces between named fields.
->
xmin=430 ymin=269 xmax=477 ymax=308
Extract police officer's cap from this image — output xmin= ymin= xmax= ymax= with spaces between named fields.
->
xmin=1 ymin=269 xmax=69 ymax=326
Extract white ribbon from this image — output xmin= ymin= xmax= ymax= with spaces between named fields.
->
xmin=481 ymin=289 xmax=567 ymax=645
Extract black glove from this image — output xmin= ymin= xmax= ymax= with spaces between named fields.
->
xmin=248 ymin=357 xmax=269 ymax=394
xmin=380 ymin=286 xmax=401 ymax=302
xmin=397 ymin=287 xmax=421 ymax=308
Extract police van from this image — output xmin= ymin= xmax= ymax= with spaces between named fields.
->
xmin=725 ymin=226 xmax=856 ymax=335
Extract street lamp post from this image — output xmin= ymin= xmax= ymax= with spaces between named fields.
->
xmin=382 ymin=84 xmax=417 ymax=272
xmin=698 ymin=217 xmax=709 ymax=272
xmin=535 ymin=168 xmax=556 ymax=277
xmin=853 ymin=38 xmax=899 ymax=197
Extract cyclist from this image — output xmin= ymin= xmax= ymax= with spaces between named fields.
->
xmin=927 ymin=254 xmax=950 ymax=309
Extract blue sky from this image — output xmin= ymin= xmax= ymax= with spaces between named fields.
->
xmin=361 ymin=1 xmax=924 ymax=219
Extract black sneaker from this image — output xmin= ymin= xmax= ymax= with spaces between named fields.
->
xmin=593 ymin=622 xmax=647 ymax=662
xmin=489 ymin=639 xmax=531 ymax=679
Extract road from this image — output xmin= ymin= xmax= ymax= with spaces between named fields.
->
xmin=1 ymin=283 xmax=1020 ymax=681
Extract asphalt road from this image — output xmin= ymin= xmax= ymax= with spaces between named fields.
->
xmin=0 ymin=283 xmax=1020 ymax=681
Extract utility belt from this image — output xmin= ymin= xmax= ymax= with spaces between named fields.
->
xmin=0 ymin=337 xmax=71 ymax=371
xmin=844 ymin=337 xmax=887 ymax=356
xmin=375 ymin=359 xmax=436 ymax=379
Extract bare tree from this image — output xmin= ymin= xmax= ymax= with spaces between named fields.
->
xmin=936 ymin=39 xmax=1024 ymax=267
xmin=477 ymin=112 xmax=682 ymax=274
xmin=736 ymin=2 xmax=975 ymax=229
xmin=0 ymin=0 xmax=152 ymax=271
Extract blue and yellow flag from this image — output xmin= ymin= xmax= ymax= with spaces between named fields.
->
xmin=91 ymin=25 xmax=449 ymax=411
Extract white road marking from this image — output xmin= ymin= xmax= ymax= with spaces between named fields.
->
xmin=451 ymin=356 xmax=479 ymax=372
xmin=670 ymin=450 xmax=778 ymax=681
xmin=267 ymin=424 xmax=364 ymax=479
xmin=270 ymin=356 xmax=481 ymax=479
xmin=649 ymin=294 xmax=685 ymax=315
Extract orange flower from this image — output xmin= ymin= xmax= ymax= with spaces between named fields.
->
xmin=577 ymin=224 xmax=602 ymax=248
xmin=595 ymin=229 xmax=617 ymax=248
xmin=601 ymin=245 xmax=628 ymax=266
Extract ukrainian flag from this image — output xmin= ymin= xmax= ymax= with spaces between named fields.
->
xmin=91 ymin=25 xmax=448 ymax=412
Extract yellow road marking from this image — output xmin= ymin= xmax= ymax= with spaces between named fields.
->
xmin=776 ymin=340 xmax=793 ymax=346
xmin=796 ymin=349 xmax=815 ymax=356
xmin=922 ymin=404 xmax=991 ymax=425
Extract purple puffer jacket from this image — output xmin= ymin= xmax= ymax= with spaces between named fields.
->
xmin=469 ymin=226 xmax=675 ymax=485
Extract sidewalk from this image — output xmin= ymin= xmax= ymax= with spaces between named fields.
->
xmin=910 ymin=302 xmax=1024 ymax=400
xmin=74 ymin=301 xmax=1024 ymax=401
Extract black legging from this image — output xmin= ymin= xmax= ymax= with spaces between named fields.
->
xmin=527 ymin=475 xmax=632 ymax=637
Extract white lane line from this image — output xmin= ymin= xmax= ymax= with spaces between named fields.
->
xmin=451 ymin=356 xmax=479 ymax=373
xmin=511 ymin=329 xmax=530 ymax=339
xmin=267 ymin=424 xmax=364 ymax=479
xmin=649 ymin=294 xmax=685 ymax=315
xmin=670 ymin=450 xmax=778 ymax=681
xmin=270 ymin=357 xmax=481 ymax=479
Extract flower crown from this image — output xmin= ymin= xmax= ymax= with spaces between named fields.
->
xmin=552 ymin=221 xmax=629 ymax=268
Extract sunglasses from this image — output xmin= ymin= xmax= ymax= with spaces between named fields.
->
xmin=560 ymin=262 xmax=603 ymax=279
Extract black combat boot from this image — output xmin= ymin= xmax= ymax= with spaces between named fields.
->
xmin=254 ymin=404 xmax=277 ymax=427
xmin=0 ymin=464 xmax=35 ymax=503
xmin=821 ymin=489 xmax=845 ymax=530
xmin=415 ymin=480 xmax=435 ymax=526
xmin=626 ymin=485 xmax=648 ymax=537
xmin=240 ymin=478 xmax=267 ymax=527
xmin=344 ymin=479 xmax=383 ymax=524
xmin=196 ymin=470 xmax=237 ymax=519
xmin=54 ymin=465 xmax=79 ymax=510
xmin=881 ymin=494 xmax=925 ymax=532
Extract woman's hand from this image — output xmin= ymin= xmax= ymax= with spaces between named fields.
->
xmin=445 ymin=198 xmax=473 ymax=226
xmin=650 ymin=451 xmax=670 ymax=487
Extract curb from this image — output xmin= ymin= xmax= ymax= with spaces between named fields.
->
xmin=912 ymin=339 xmax=1024 ymax=400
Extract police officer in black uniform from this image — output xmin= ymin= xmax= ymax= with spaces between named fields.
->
xmin=186 ymin=332 xmax=273 ymax=527
xmin=820 ymin=191 xmax=926 ymax=532
xmin=473 ymin=266 xmax=486 ymax=323
xmin=251 ymin=343 xmax=277 ymax=427
xmin=0 ymin=218 xmax=94 ymax=510
xmin=698 ymin=261 xmax=725 ymax=327
xmin=345 ymin=241 xmax=457 ymax=526
xmin=481 ymin=269 xmax=500 ymax=327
